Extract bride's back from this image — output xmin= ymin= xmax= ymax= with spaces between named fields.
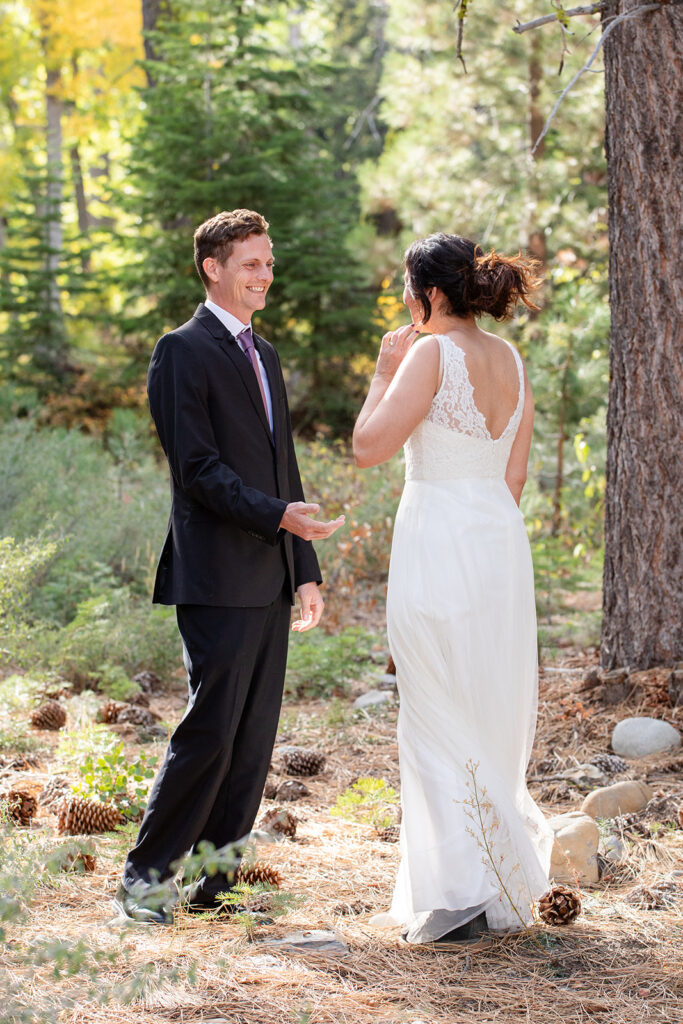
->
xmin=441 ymin=330 xmax=521 ymax=441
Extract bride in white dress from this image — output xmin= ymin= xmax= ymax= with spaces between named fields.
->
xmin=353 ymin=233 xmax=554 ymax=944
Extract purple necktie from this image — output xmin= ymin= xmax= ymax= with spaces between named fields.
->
xmin=237 ymin=328 xmax=269 ymax=422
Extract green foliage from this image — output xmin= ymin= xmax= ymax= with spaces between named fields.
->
xmin=0 ymin=535 xmax=58 ymax=625
xmin=330 ymin=776 xmax=399 ymax=829
xmin=286 ymin=626 xmax=375 ymax=698
xmin=0 ymin=673 xmax=45 ymax=753
xmin=56 ymin=587 xmax=177 ymax=692
xmin=55 ymin=722 xmax=120 ymax=768
xmin=71 ymin=741 xmax=157 ymax=820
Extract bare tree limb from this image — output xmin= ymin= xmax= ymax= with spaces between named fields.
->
xmin=531 ymin=3 xmax=662 ymax=155
xmin=514 ymin=3 xmax=604 ymax=34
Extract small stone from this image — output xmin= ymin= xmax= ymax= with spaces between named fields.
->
xmin=262 ymin=928 xmax=347 ymax=953
xmin=548 ymin=811 xmax=600 ymax=884
xmin=353 ymin=690 xmax=392 ymax=710
xmin=377 ymin=673 xmax=397 ymax=691
xmin=275 ymin=779 xmax=310 ymax=802
xmin=611 ymin=717 xmax=681 ymax=758
xmin=602 ymin=835 xmax=625 ymax=863
xmin=582 ymin=780 xmax=653 ymax=820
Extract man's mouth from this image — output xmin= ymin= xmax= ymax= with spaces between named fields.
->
xmin=247 ymin=287 xmax=266 ymax=293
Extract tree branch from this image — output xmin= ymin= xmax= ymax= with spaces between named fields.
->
xmin=531 ymin=3 xmax=662 ymax=155
xmin=513 ymin=3 xmax=604 ymax=34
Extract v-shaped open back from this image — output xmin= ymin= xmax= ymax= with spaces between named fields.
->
xmin=403 ymin=334 xmax=525 ymax=482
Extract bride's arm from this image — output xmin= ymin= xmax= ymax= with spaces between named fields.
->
xmin=504 ymin=362 xmax=534 ymax=505
xmin=353 ymin=329 xmax=440 ymax=468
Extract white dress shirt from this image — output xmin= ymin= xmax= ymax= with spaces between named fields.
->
xmin=204 ymin=298 xmax=273 ymax=430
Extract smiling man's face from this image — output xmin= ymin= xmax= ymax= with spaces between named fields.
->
xmin=203 ymin=233 xmax=274 ymax=322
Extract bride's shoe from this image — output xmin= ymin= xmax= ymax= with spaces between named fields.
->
xmin=432 ymin=912 xmax=489 ymax=944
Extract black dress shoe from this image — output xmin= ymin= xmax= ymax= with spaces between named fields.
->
xmin=433 ymin=911 xmax=489 ymax=944
xmin=112 ymin=882 xmax=174 ymax=925
xmin=177 ymin=881 xmax=242 ymax=915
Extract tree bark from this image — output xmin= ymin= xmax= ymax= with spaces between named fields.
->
xmin=601 ymin=0 xmax=683 ymax=669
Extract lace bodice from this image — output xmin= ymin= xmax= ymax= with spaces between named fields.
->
xmin=404 ymin=335 xmax=524 ymax=481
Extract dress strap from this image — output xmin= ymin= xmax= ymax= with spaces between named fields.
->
xmin=505 ymin=341 xmax=525 ymax=412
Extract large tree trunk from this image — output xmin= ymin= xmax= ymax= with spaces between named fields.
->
xmin=601 ymin=0 xmax=683 ymax=669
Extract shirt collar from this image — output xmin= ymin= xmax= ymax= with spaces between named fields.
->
xmin=204 ymin=298 xmax=250 ymax=339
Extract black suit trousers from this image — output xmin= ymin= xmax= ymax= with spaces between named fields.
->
xmin=123 ymin=591 xmax=291 ymax=897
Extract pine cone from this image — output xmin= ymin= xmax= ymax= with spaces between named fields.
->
xmin=538 ymin=885 xmax=582 ymax=926
xmin=39 ymin=775 xmax=71 ymax=811
xmin=281 ymin=747 xmax=326 ymax=777
xmin=590 ymin=752 xmax=629 ymax=776
xmin=259 ymin=806 xmax=297 ymax=838
xmin=376 ymin=824 xmax=401 ymax=843
xmin=6 ymin=788 xmax=38 ymax=826
xmin=57 ymin=797 xmax=122 ymax=835
xmin=30 ymin=699 xmax=67 ymax=730
xmin=236 ymin=863 xmax=283 ymax=888
xmin=115 ymin=705 xmax=159 ymax=727
xmin=276 ymin=779 xmax=310 ymax=802
xmin=613 ymin=812 xmax=651 ymax=838
xmin=334 ymin=899 xmax=371 ymax=916
xmin=97 ymin=700 xmax=127 ymax=724
xmin=132 ymin=670 xmax=162 ymax=694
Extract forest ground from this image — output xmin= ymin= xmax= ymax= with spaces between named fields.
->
xmin=1 ymin=593 xmax=681 ymax=1024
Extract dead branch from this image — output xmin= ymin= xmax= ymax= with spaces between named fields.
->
xmin=531 ymin=3 xmax=662 ymax=155
xmin=514 ymin=3 xmax=604 ymax=34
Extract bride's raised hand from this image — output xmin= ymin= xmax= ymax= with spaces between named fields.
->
xmin=376 ymin=323 xmax=420 ymax=381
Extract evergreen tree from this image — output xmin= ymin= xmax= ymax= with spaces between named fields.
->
xmin=0 ymin=163 xmax=76 ymax=397
xmin=119 ymin=0 xmax=376 ymax=432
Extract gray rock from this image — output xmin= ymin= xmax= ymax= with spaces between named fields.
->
xmin=354 ymin=689 xmax=392 ymax=709
xmin=611 ymin=717 xmax=681 ymax=758
xmin=377 ymin=673 xmax=398 ymax=691
xmin=262 ymin=929 xmax=347 ymax=953
xmin=602 ymin=835 xmax=626 ymax=863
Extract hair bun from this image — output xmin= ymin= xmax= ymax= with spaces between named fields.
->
xmin=465 ymin=248 xmax=541 ymax=320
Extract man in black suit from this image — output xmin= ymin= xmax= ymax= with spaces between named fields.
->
xmin=115 ymin=209 xmax=344 ymax=923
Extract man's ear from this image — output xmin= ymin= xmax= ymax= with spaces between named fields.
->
xmin=203 ymin=256 xmax=219 ymax=283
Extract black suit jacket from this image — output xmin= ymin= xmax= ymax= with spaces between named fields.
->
xmin=147 ymin=303 xmax=321 ymax=606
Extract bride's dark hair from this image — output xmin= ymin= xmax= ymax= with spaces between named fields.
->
xmin=404 ymin=233 xmax=542 ymax=323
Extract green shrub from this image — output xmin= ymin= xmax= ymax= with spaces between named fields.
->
xmin=330 ymin=777 xmax=399 ymax=829
xmin=71 ymin=741 xmax=158 ymax=820
xmin=56 ymin=587 xmax=179 ymax=691
xmin=285 ymin=626 xmax=375 ymax=698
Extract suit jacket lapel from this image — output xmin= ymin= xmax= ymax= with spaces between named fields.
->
xmin=193 ymin=304 xmax=274 ymax=446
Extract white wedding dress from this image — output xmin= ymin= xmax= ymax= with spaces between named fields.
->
xmin=381 ymin=334 xmax=553 ymax=943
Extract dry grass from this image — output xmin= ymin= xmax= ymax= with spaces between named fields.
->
xmin=1 ymin=652 xmax=681 ymax=1024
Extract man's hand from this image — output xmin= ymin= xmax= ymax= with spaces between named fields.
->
xmin=292 ymin=582 xmax=324 ymax=632
xmin=280 ymin=502 xmax=345 ymax=541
